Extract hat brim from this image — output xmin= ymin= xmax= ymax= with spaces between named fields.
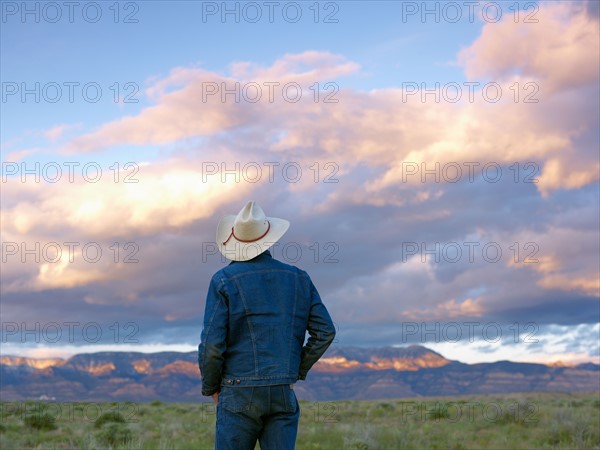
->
xmin=216 ymin=215 xmax=290 ymax=261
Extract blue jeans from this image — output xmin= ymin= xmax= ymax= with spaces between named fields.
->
xmin=215 ymin=384 xmax=300 ymax=450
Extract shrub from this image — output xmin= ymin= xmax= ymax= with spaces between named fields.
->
xmin=496 ymin=409 xmax=520 ymax=424
xmin=377 ymin=402 xmax=394 ymax=411
xmin=95 ymin=423 xmax=132 ymax=447
xmin=23 ymin=413 xmax=57 ymax=431
xmin=427 ymin=403 xmax=450 ymax=420
xmin=94 ymin=411 xmax=126 ymax=429
xmin=347 ymin=441 xmax=370 ymax=450
xmin=547 ymin=426 xmax=573 ymax=446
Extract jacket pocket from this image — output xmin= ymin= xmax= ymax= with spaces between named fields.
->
xmin=220 ymin=386 xmax=254 ymax=413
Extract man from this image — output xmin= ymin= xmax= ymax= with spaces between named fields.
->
xmin=198 ymin=201 xmax=336 ymax=450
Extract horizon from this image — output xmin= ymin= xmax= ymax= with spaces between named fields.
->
xmin=2 ymin=341 xmax=598 ymax=367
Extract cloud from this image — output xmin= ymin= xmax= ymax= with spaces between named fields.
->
xmin=1 ymin=3 xmax=597 ymax=365
xmin=427 ymin=322 xmax=600 ymax=364
xmin=57 ymin=17 xmax=597 ymax=194
xmin=63 ymin=51 xmax=360 ymax=154
xmin=1 ymin=158 xmax=251 ymax=239
xmin=507 ymin=225 xmax=600 ymax=298
xmin=401 ymin=297 xmax=485 ymax=321
xmin=458 ymin=2 xmax=599 ymax=94
xmin=0 ymin=156 xmax=255 ymax=292
xmin=44 ymin=124 xmax=80 ymax=142
xmin=2 ymin=148 xmax=41 ymax=163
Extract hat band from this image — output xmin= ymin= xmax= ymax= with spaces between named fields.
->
xmin=223 ymin=221 xmax=271 ymax=246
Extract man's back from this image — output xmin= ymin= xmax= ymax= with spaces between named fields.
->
xmin=198 ymin=200 xmax=335 ymax=450
xmin=199 ymin=249 xmax=336 ymax=393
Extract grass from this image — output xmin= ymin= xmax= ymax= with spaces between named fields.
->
xmin=0 ymin=391 xmax=598 ymax=449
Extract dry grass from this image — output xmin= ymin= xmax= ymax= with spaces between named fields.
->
xmin=0 ymin=391 xmax=598 ymax=449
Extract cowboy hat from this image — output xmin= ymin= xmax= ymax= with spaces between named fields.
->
xmin=216 ymin=201 xmax=290 ymax=261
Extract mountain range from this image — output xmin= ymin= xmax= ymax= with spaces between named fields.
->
xmin=1 ymin=346 xmax=598 ymax=402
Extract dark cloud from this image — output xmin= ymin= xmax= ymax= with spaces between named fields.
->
xmin=586 ymin=0 xmax=600 ymax=19
xmin=2 ymin=172 xmax=598 ymax=351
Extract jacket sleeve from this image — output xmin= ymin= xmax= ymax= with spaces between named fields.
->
xmin=298 ymin=278 xmax=336 ymax=380
xmin=198 ymin=276 xmax=228 ymax=396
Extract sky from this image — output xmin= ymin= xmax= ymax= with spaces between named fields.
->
xmin=1 ymin=0 xmax=599 ymax=366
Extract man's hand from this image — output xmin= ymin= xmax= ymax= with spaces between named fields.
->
xmin=212 ymin=391 xmax=219 ymax=405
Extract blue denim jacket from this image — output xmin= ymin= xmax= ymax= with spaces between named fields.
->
xmin=198 ymin=250 xmax=336 ymax=396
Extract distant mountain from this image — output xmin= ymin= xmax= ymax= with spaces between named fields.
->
xmin=1 ymin=346 xmax=598 ymax=402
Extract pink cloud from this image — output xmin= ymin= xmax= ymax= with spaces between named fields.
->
xmin=458 ymin=2 xmax=599 ymax=93
xmin=63 ymin=51 xmax=360 ymax=154
xmin=44 ymin=124 xmax=80 ymax=142
xmin=0 ymin=158 xmax=252 ymax=239
xmin=58 ymin=21 xmax=597 ymax=194
xmin=3 ymin=148 xmax=41 ymax=162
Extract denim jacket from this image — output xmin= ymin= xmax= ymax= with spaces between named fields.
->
xmin=198 ymin=250 xmax=336 ymax=396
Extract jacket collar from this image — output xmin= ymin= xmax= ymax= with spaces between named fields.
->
xmin=229 ymin=249 xmax=272 ymax=265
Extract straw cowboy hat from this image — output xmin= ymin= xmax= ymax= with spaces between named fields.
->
xmin=216 ymin=201 xmax=290 ymax=261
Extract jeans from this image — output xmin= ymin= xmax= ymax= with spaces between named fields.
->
xmin=215 ymin=384 xmax=300 ymax=450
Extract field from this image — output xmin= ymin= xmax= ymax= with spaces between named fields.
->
xmin=1 ymin=391 xmax=599 ymax=449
